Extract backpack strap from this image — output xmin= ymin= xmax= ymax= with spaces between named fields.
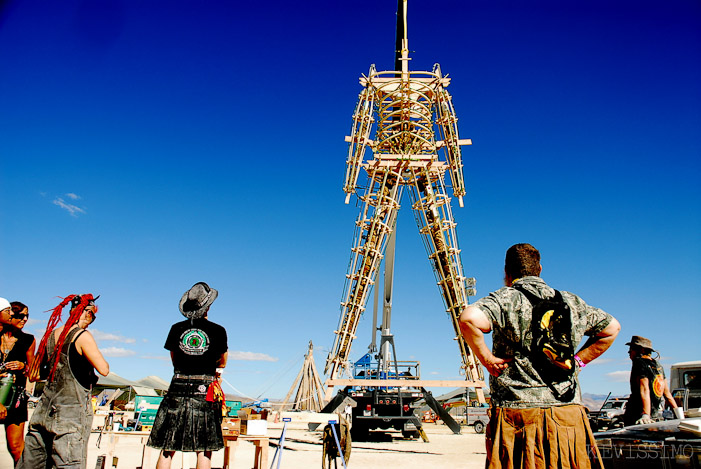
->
xmin=513 ymin=285 xmax=563 ymax=312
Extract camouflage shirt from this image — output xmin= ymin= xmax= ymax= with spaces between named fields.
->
xmin=474 ymin=276 xmax=613 ymax=408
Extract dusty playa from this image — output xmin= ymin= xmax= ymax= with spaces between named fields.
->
xmin=1 ymin=420 xmax=487 ymax=468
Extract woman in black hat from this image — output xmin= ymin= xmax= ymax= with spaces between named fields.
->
xmin=623 ymin=335 xmax=680 ymax=426
xmin=148 ymin=282 xmax=229 ymax=469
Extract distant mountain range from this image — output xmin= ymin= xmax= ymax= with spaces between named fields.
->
xmin=582 ymin=392 xmax=629 ymax=411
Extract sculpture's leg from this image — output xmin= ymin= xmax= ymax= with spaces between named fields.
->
xmin=407 ymin=169 xmax=484 ymax=383
xmin=325 ymin=168 xmax=402 ymax=380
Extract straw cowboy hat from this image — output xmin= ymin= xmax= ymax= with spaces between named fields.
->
xmin=179 ymin=282 xmax=218 ymax=319
xmin=625 ymin=335 xmax=654 ymax=351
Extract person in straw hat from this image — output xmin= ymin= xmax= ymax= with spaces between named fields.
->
xmin=623 ymin=335 xmax=681 ymax=425
xmin=148 ymin=282 xmax=228 ymax=469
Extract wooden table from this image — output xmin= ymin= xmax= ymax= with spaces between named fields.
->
xmin=95 ymin=430 xmax=153 ymax=468
xmin=222 ymin=434 xmax=269 ymax=469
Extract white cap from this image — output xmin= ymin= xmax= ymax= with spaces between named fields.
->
xmin=0 ymin=297 xmax=10 ymax=311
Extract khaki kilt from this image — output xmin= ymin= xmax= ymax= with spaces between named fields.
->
xmin=486 ymin=405 xmax=603 ymax=469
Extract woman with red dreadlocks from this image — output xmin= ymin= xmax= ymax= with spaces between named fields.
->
xmin=17 ymin=294 xmax=109 ymax=469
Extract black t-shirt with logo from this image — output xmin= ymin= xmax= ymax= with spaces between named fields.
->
xmin=165 ymin=318 xmax=228 ymax=376
xmin=624 ymin=356 xmax=666 ymax=424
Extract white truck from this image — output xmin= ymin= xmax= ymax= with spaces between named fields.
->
xmin=669 ymin=360 xmax=701 ymax=414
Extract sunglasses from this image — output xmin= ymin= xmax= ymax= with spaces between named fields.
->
xmin=11 ymin=313 xmax=29 ymax=320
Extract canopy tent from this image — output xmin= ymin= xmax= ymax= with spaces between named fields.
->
xmin=96 ymin=372 xmax=134 ymax=388
xmin=93 ymin=372 xmax=168 ymax=405
xmin=136 ymin=375 xmax=169 ymax=391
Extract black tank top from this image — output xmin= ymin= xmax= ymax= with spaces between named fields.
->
xmin=3 ymin=330 xmax=34 ymax=390
xmin=68 ymin=330 xmax=98 ymax=389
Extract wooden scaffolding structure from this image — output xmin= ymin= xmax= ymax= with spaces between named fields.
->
xmin=281 ymin=341 xmax=327 ymax=412
xmin=323 ymin=0 xmax=486 ymax=403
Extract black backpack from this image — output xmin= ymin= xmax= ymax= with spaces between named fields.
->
xmin=513 ymin=286 xmax=577 ymax=401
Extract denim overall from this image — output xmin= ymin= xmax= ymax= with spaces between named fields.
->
xmin=18 ymin=327 xmax=93 ymax=469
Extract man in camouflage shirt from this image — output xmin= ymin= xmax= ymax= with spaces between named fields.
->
xmin=460 ymin=243 xmax=620 ymax=469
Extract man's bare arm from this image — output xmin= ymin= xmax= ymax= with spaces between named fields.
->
xmin=459 ymin=305 xmax=511 ymax=377
xmin=216 ymin=351 xmax=228 ymax=369
xmin=639 ymin=377 xmax=652 ymax=415
xmin=575 ymin=318 xmax=621 ymax=365
xmin=662 ymin=379 xmax=678 ymax=409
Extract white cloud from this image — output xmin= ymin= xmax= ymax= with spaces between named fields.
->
xmin=606 ymin=370 xmax=630 ymax=382
xmin=141 ymin=355 xmax=171 ymax=361
xmin=101 ymin=347 xmax=137 ymax=358
xmin=229 ymin=351 xmax=278 ymax=362
xmin=53 ymin=197 xmax=86 ymax=217
xmin=65 ymin=193 xmax=81 ymax=200
xmin=585 ymin=358 xmax=614 ymax=366
xmin=91 ymin=329 xmax=136 ymax=344
xmin=25 ymin=318 xmax=45 ymax=327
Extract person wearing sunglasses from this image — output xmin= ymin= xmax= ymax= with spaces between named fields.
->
xmin=0 ymin=301 xmax=36 ymax=464
xmin=0 ymin=297 xmax=12 ymax=425
xmin=18 ymin=294 xmax=109 ymax=469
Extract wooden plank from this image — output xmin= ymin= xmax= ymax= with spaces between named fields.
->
xmin=326 ymin=379 xmax=485 ymax=388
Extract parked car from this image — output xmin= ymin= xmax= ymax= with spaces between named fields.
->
xmin=589 ymin=397 xmax=628 ymax=431
xmin=465 ymin=404 xmax=489 ymax=434
xmin=670 ymin=361 xmax=701 ymax=415
xmin=27 ymin=394 xmax=40 ymax=409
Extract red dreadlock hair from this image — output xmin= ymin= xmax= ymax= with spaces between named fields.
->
xmin=29 ymin=294 xmax=98 ymax=382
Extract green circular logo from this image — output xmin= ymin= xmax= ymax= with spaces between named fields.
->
xmin=180 ymin=329 xmax=210 ymax=355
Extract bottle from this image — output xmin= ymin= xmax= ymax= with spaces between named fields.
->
xmin=0 ymin=373 xmax=15 ymax=406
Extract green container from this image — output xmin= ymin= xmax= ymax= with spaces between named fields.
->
xmin=133 ymin=395 xmax=164 ymax=427
xmin=0 ymin=374 xmax=14 ymax=406
xmin=225 ymin=400 xmax=242 ymax=417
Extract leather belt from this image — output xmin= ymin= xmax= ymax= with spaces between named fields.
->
xmin=173 ymin=373 xmax=215 ymax=380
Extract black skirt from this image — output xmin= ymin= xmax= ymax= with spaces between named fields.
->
xmin=147 ymin=376 xmax=224 ymax=452
xmin=4 ymin=387 xmax=29 ymax=425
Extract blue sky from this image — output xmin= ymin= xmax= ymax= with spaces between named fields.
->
xmin=1 ymin=0 xmax=699 ymax=400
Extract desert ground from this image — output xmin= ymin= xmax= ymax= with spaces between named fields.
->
xmin=0 ymin=418 xmax=487 ymax=469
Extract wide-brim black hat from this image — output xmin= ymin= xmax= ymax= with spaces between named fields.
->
xmin=179 ymin=282 xmax=218 ymax=319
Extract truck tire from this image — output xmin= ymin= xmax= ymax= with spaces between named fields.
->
xmin=474 ymin=421 xmax=485 ymax=434
xmin=350 ymin=423 xmax=369 ymax=442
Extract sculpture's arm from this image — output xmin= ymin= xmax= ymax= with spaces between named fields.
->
xmin=343 ymin=86 xmax=374 ymax=204
xmin=436 ymin=87 xmax=468 ymax=207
